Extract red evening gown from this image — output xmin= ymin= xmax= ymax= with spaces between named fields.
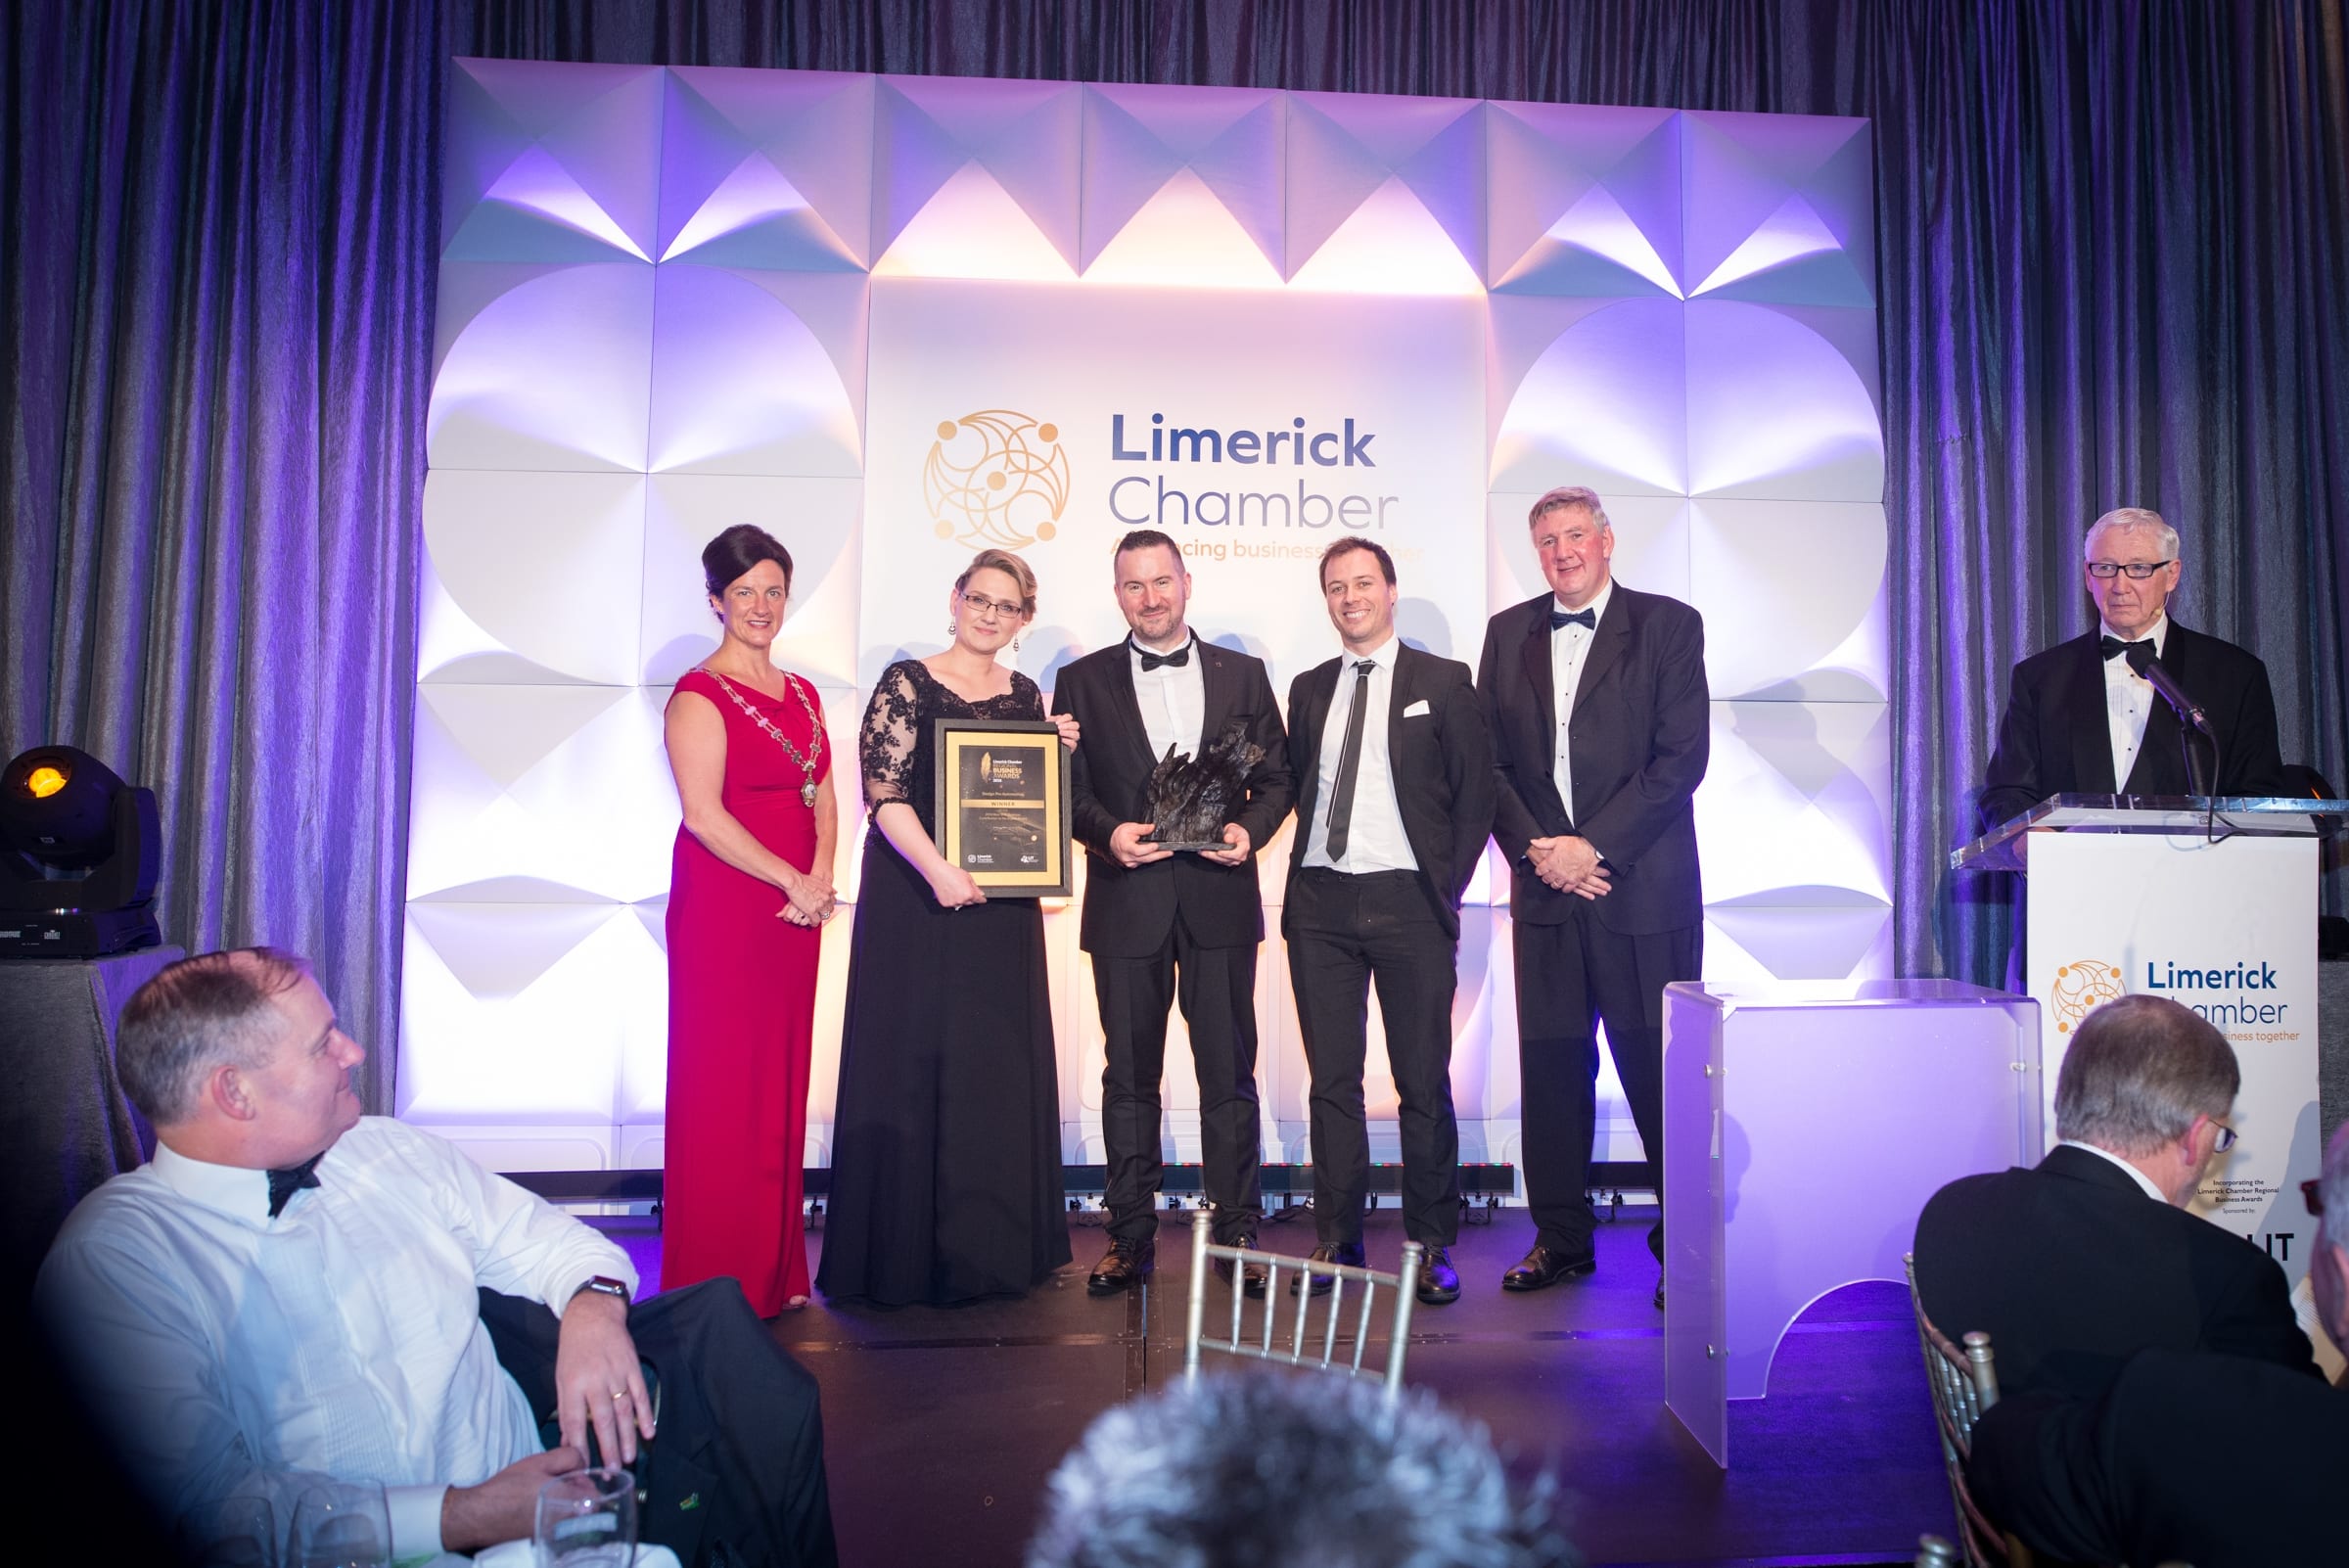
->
xmin=664 ymin=667 xmax=829 ymax=1314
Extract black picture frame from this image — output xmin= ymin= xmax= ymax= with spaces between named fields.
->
xmin=930 ymin=716 xmax=1073 ymax=898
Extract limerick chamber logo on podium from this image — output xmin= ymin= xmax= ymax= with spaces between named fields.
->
xmin=2048 ymin=960 xmax=2125 ymax=1034
xmin=923 ymin=409 xmax=1069 ymax=550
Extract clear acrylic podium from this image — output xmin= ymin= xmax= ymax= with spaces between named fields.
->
xmin=1951 ymin=793 xmax=2347 ymax=1286
xmin=1661 ymin=979 xmax=2041 ymax=1466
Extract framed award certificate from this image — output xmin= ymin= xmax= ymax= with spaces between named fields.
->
xmin=931 ymin=717 xmax=1073 ymax=898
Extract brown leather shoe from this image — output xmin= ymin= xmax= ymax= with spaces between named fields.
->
xmin=1087 ymin=1235 xmax=1155 ymax=1295
xmin=1499 ymin=1242 xmax=1596 ymax=1292
xmin=1211 ymin=1253 xmax=1271 ymax=1298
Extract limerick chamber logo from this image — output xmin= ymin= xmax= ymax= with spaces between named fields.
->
xmin=2049 ymin=960 xmax=2124 ymax=1033
xmin=923 ymin=410 xmax=1070 ymax=550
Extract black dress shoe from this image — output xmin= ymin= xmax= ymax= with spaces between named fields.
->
xmin=1499 ymin=1243 xmax=1596 ymax=1292
xmin=1087 ymin=1235 xmax=1155 ymax=1295
xmin=1292 ymin=1240 xmax=1367 ymax=1296
xmin=1415 ymin=1246 xmax=1460 ymax=1305
xmin=1211 ymin=1233 xmax=1270 ymax=1298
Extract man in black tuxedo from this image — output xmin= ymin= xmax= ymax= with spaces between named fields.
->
xmin=1282 ymin=539 xmax=1494 ymax=1306
xmin=1980 ymin=505 xmax=2284 ymax=830
xmin=1051 ymin=530 xmax=1294 ymax=1295
xmin=1476 ymin=485 xmax=1708 ymax=1302
xmin=1964 ymin=1122 xmax=2349 ymax=1568
xmin=1912 ymin=993 xmax=2318 ymax=1404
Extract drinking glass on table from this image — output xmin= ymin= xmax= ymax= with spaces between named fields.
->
xmin=534 ymin=1465 xmax=637 ymax=1567
xmin=176 ymin=1496 xmax=275 ymax=1567
xmin=289 ymin=1481 xmax=391 ymax=1568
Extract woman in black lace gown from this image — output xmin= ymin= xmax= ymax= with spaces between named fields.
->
xmin=817 ymin=548 xmax=1079 ymax=1307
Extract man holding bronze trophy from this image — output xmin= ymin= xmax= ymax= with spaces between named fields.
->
xmin=1283 ymin=539 xmax=1494 ymax=1305
xmin=1051 ymin=530 xmax=1295 ymax=1296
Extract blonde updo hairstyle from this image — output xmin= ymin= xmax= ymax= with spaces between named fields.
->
xmin=956 ymin=548 xmax=1038 ymax=622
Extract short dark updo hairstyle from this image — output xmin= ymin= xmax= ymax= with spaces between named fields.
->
xmin=702 ymin=525 xmax=795 ymax=598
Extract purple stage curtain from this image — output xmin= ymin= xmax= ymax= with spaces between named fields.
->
xmin=3 ymin=1 xmax=433 ymax=1106
xmin=6 ymin=4 xmax=2344 ymax=1067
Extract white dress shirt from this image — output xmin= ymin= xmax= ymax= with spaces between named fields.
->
xmin=1302 ymin=636 xmax=1417 ymax=875
xmin=2100 ymin=615 xmax=2167 ymax=790
xmin=1551 ymin=579 xmax=1615 ymax=847
xmin=2058 ymin=1137 xmax=2172 ymax=1203
xmin=36 ymin=1116 xmax=635 ymax=1559
xmin=1129 ymin=632 xmax=1206 ymax=764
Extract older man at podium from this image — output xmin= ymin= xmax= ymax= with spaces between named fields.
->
xmin=1979 ymin=505 xmax=2284 ymax=831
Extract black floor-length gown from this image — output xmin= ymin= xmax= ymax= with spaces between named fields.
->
xmin=816 ymin=659 xmax=1070 ymax=1307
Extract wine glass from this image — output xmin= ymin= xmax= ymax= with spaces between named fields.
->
xmin=533 ymin=1465 xmax=637 ymax=1568
xmin=176 ymin=1496 xmax=275 ymax=1567
xmin=289 ymin=1481 xmax=391 ymax=1568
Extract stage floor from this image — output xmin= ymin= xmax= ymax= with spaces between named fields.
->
xmin=596 ymin=1206 xmax=1952 ymax=1568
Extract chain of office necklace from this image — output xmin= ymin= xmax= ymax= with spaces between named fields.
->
xmin=707 ymin=669 xmax=826 ymax=807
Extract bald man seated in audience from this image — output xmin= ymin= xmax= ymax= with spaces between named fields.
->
xmin=35 ymin=947 xmax=837 ymax=1567
xmin=1912 ymin=992 xmax=2317 ymax=1403
xmin=1964 ymin=1122 xmax=2349 ymax=1568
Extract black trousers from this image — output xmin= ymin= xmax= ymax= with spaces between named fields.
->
xmin=477 ymin=1278 xmax=838 ymax=1568
xmin=1091 ymin=911 xmax=1263 ymax=1243
xmin=1287 ymin=868 xmax=1460 ymax=1248
xmin=1512 ymin=913 xmax=1701 ymax=1251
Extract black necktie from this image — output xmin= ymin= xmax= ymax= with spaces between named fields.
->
xmin=266 ymin=1152 xmax=324 ymax=1218
xmin=1136 ymin=640 xmax=1191 ymax=671
xmin=2099 ymin=634 xmax=2153 ymax=671
xmin=1550 ymin=607 xmax=1596 ymax=632
xmin=1322 ymin=660 xmax=1378 ymax=864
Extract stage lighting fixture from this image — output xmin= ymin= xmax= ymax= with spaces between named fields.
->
xmin=0 ymin=746 xmax=162 ymax=958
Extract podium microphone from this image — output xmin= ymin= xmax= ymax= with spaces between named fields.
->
xmin=2124 ymin=646 xmax=2214 ymax=735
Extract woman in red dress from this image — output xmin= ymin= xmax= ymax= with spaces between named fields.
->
xmin=662 ymin=525 xmax=838 ymax=1314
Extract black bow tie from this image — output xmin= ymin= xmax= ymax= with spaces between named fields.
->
xmin=1136 ymin=640 xmax=1191 ymax=671
xmin=266 ymin=1153 xmax=324 ymax=1218
xmin=1549 ymin=607 xmax=1596 ymax=632
xmin=2099 ymin=634 xmax=2153 ymax=668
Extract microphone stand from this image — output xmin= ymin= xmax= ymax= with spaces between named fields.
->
xmin=2134 ymin=650 xmax=2227 ymax=842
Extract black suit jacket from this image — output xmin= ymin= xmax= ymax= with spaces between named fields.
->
xmin=1475 ymin=585 xmax=1708 ymax=934
xmin=1279 ymin=643 xmax=1496 ymax=941
xmin=1970 ymin=1348 xmax=2349 ymax=1568
xmin=1911 ymin=1143 xmax=2318 ymax=1404
xmin=1978 ymin=623 xmax=2285 ymax=830
xmin=1051 ymin=638 xmax=1294 ymax=957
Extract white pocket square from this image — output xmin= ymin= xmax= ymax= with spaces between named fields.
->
xmin=1402 ymin=699 xmax=1431 ymax=717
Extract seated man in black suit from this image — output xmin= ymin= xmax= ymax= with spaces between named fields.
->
xmin=36 ymin=947 xmax=836 ymax=1567
xmin=1965 ymin=1123 xmax=2349 ymax=1568
xmin=1912 ymin=992 xmax=2317 ymax=1403
xmin=1980 ymin=505 xmax=2283 ymax=831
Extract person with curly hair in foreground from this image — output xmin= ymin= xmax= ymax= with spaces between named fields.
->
xmin=1027 ymin=1372 xmax=1575 ymax=1568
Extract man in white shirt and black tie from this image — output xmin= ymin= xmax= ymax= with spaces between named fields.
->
xmin=1980 ymin=506 xmax=2284 ymax=830
xmin=36 ymin=946 xmax=835 ymax=1566
xmin=1282 ymin=539 xmax=1493 ymax=1304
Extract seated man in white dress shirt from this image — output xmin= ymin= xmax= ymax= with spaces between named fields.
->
xmin=36 ymin=946 xmax=835 ymax=1566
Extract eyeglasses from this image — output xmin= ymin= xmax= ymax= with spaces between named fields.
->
xmin=958 ymin=591 xmax=1024 ymax=621
xmin=2210 ymin=1120 xmax=2238 ymax=1153
xmin=2305 ymin=1178 xmax=2325 ymax=1217
xmin=2085 ymin=560 xmax=2174 ymax=579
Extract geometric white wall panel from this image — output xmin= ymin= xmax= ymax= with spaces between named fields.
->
xmin=640 ymin=475 xmax=862 ymax=689
xmin=430 ymin=263 xmax=657 ymax=472
xmin=420 ymin=470 xmax=648 ymax=684
xmin=1490 ymin=299 xmax=1688 ymax=494
xmin=1688 ymin=498 xmax=1889 ymax=700
xmin=417 ymin=65 xmax=1883 ymax=1181
xmin=1697 ymin=701 xmax=1894 ymax=909
xmin=407 ymin=685 xmax=678 ymax=904
xmin=647 ymin=266 xmax=867 ymax=475
xmin=1683 ymin=300 xmax=1883 ymax=500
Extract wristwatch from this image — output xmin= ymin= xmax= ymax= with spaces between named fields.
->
xmin=572 ymin=1274 xmax=630 ymax=1306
